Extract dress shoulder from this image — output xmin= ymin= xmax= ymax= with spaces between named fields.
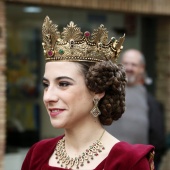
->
xmin=104 ymin=141 xmax=155 ymax=170
xmin=21 ymin=135 xmax=64 ymax=170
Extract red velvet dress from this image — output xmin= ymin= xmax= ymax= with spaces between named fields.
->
xmin=21 ymin=136 xmax=155 ymax=170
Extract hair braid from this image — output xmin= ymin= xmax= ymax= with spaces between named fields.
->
xmin=85 ymin=61 xmax=127 ymax=125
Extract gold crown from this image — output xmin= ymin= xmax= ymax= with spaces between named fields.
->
xmin=42 ymin=16 xmax=125 ymax=63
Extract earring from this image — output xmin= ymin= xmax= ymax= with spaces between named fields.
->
xmin=90 ymin=98 xmax=101 ymax=117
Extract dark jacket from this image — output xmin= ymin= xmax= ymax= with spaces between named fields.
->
xmin=147 ymin=92 xmax=166 ymax=165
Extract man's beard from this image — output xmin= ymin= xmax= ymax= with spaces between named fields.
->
xmin=126 ymin=75 xmax=137 ymax=86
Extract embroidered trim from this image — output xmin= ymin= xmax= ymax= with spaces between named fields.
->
xmin=148 ymin=151 xmax=155 ymax=170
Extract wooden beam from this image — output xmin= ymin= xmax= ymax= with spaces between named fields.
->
xmin=4 ymin=0 xmax=170 ymax=16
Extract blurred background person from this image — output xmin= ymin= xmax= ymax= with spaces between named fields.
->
xmin=105 ymin=49 xmax=166 ymax=169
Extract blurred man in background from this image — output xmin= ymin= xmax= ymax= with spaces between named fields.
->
xmin=105 ymin=49 xmax=166 ymax=169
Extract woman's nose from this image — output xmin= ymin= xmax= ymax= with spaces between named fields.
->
xmin=43 ymin=86 xmax=59 ymax=103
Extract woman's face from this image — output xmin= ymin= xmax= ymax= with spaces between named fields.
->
xmin=43 ymin=62 xmax=95 ymax=129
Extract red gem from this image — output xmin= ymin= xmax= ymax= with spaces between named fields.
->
xmin=48 ymin=50 xmax=53 ymax=56
xmin=95 ymin=153 xmax=98 ymax=156
xmin=84 ymin=31 xmax=90 ymax=37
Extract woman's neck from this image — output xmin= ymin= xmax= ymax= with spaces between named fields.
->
xmin=64 ymin=123 xmax=104 ymax=155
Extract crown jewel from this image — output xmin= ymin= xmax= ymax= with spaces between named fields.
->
xmin=42 ymin=16 xmax=125 ymax=63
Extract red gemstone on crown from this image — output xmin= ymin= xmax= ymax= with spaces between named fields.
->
xmin=84 ymin=31 xmax=90 ymax=37
xmin=48 ymin=50 xmax=54 ymax=56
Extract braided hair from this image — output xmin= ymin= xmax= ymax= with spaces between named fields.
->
xmin=77 ymin=61 xmax=127 ymax=125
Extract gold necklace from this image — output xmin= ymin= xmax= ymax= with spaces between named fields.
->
xmin=55 ymin=130 xmax=105 ymax=169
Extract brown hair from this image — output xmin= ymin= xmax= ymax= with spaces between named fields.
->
xmin=77 ymin=61 xmax=127 ymax=125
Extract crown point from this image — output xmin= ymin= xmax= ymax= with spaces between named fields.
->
xmin=100 ymin=24 xmax=104 ymax=28
xmin=84 ymin=31 xmax=90 ymax=37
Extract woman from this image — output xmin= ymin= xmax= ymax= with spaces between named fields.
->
xmin=21 ymin=16 xmax=155 ymax=170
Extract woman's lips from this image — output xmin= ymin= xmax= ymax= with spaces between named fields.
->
xmin=49 ymin=109 xmax=65 ymax=117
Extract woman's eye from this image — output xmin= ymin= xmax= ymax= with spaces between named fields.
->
xmin=42 ymin=82 xmax=49 ymax=88
xmin=59 ymin=81 xmax=70 ymax=87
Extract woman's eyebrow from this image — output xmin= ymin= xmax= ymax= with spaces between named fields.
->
xmin=55 ymin=76 xmax=75 ymax=82
xmin=42 ymin=76 xmax=75 ymax=82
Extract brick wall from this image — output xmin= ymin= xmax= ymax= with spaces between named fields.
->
xmin=156 ymin=17 xmax=170 ymax=170
xmin=156 ymin=17 xmax=170 ymax=134
xmin=0 ymin=1 xmax=6 ymax=170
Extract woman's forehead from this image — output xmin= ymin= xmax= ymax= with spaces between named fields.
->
xmin=45 ymin=61 xmax=80 ymax=69
xmin=44 ymin=62 xmax=83 ymax=76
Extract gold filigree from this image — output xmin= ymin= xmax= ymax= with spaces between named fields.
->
xmin=62 ymin=21 xmax=83 ymax=42
xmin=42 ymin=16 xmax=60 ymax=51
xmin=149 ymin=151 xmax=155 ymax=170
xmin=42 ymin=16 xmax=125 ymax=63
xmin=91 ymin=25 xmax=108 ymax=44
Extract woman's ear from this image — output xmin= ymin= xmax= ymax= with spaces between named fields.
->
xmin=95 ymin=92 xmax=105 ymax=100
